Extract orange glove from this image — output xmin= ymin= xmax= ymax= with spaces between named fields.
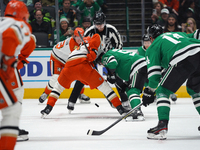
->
xmin=87 ymin=49 xmax=97 ymax=62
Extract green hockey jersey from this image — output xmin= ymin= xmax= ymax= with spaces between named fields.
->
xmin=101 ymin=49 xmax=146 ymax=81
xmin=146 ymin=32 xmax=200 ymax=89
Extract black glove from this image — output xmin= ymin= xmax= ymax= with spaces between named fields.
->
xmin=107 ymin=74 xmax=116 ymax=84
xmin=142 ymin=87 xmax=156 ymax=107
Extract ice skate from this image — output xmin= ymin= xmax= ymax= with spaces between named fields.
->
xmin=122 ymin=100 xmax=132 ymax=111
xmin=67 ymin=102 xmax=75 ymax=114
xmin=147 ymin=120 xmax=168 ymax=140
xmin=125 ymin=107 xmax=145 ymax=121
xmin=39 ymin=92 xmax=48 ymax=103
xmin=116 ymin=105 xmax=129 ymax=115
xmin=170 ymin=93 xmax=177 ymax=102
xmin=17 ymin=129 xmax=29 ymax=142
xmin=41 ymin=104 xmax=53 ymax=118
xmin=79 ymin=94 xmax=91 ymax=103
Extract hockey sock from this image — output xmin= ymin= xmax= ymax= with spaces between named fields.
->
xmin=110 ymin=97 xmax=122 ymax=108
xmin=47 ymin=96 xmax=57 ymax=107
xmin=44 ymin=86 xmax=52 ymax=95
xmin=0 ymin=136 xmax=17 ymax=150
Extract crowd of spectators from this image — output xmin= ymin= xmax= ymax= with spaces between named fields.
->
xmin=2 ymin=0 xmax=200 ymax=48
xmin=151 ymin=0 xmax=200 ymax=35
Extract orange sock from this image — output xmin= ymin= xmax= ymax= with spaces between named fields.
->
xmin=44 ymin=86 xmax=52 ymax=95
xmin=0 ymin=136 xmax=17 ymax=150
xmin=110 ymin=96 xmax=122 ymax=108
xmin=47 ymin=96 xmax=58 ymax=107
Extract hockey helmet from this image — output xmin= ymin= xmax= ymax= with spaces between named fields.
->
xmin=142 ymin=34 xmax=150 ymax=41
xmin=74 ymin=27 xmax=84 ymax=37
xmin=5 ymin=0 xmax=29 ymax=22
xmin=93 ymin=11 xmax=106 ymax=25
xmin=147 ymin=24 xmax=163 ymax=39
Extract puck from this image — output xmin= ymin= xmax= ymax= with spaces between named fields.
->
xmin=95 ymin=103 xmax=99 ymax=107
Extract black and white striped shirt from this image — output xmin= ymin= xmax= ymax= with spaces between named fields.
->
xmin=84 ymin=24 xmax=123 ymax=52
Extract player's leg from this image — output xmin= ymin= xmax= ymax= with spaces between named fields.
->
xmin=67 ymin=81 xmax=91 ymax=113
xmin=0 ymin=74 xmax=21 ymax=149
xmin=81 ymin=64 xmax=127 ymax=115
xmin=39 ymin=57 xmax=63 ymax=103
xmin=126 ymin=67 xmax=147 ymax=121
xmin=41 ymin=67 xmax=73 ymax=118
xmin=67 ymin=80 xmax=84 ymax=113
xmin=148 ymin=57 xmax=195 ymax=140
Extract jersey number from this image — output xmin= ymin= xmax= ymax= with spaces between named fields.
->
xmin=162 ymin=33 xmax=183 ymax=44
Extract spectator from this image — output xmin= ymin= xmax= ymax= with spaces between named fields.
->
xmin=159 ymin=0 xmax=179 ymax=16
xmin=151 ymin=1 xmax=164 ymax=24
xmin=54 ymin=16 xmax=73 ymax=44
xmin=178 ymin=0 xmax=198 ymax=25
xmin=77 ymin=0 xmax=101 ymax=25
xmin=59 ymin=0 xmax=76 ymax=27
xmin=30 ymin=9 xmax=52 ymax=34
xmin=164 ymin=14 xmax=182 ymax=32
xmin=182 ymin=17 xmax=197 ymax=34
xmin=29 ymin=0 xmax=52 ymax=23
xmin=156 ymin=8 xmax=169 ymax=27
xmin=82 ymin=17 xmax=91 ymax=30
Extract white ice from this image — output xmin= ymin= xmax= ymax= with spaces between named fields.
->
xmin=1 ymin=98 xmax=200 ymax=150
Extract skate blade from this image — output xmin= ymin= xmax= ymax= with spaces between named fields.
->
xmin=125 ymin=116 xmax=145 ymax=122
xmin=68 ymin=110 xmax=73 ymax=114
xmin=147 ymin=130 xmax=167 ymax=140
xmin=17 ymin=135 xmax=29 ymax=142
xmin=41 ymin=113 xmax=47 ymax=119
xmin=79 ymin=99 xmax=91 ymax=104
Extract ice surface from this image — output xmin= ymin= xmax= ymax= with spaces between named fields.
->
xmin=1 ymin=98 xmax=200 ymax=150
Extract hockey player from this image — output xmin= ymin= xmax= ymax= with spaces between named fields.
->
xmin=40 ymin=34 xmax=127 ymax=118
xmin=142 ymin=24 xmax=200 ymax=140
xmin=38 ymin=27 xmax=91 ymax=106
xmin=97 ymin=49 xmax=148 ymax=121
xmin=137 ymin=34 xmax=177 ymax=102
xmin=0 ymin=0 xmax=35 ymax=149
xmin=68 ymin=11 xmax=129 ymax=111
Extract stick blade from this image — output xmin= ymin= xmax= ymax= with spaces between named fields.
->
xmin=87 ymin=129 xmax=104 ymax=136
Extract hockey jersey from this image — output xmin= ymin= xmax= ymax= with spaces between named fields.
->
xmin=101 ymin=49 xmax=146 ymax=81
xmin=84 ymin=24 xmax=122 ymax=52
xmin=0 ymin=17 xmax=33 ymax=58
xmin=146 ymin=32 xmax=200 ymax=89
xmin=51 ymin=37 xmax=79 ymax=64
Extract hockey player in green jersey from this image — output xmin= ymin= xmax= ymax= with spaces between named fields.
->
xmin=137 ymin=34 xmax=177 ymax=102
xmin=97 ymin=48 xmax=148 ymax=121
xmin=142 ymin=24 xmax=200 ymax=140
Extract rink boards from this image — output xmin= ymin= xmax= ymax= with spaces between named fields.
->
xmin=21 ymin=48 xmax=190 ymax=98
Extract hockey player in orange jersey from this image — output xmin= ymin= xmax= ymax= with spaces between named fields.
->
xmin=41 ymin=34 xmax=128 ymax=118
xmin=38 ymin=27 xmax=91 ymax=107
xmin=0 ymin=0 xmax=35 ymax=149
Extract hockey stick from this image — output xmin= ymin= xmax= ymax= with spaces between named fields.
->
xmin=78 ymin=31 xmax=90 ymax=54
xmin=87 ymin=103 xmax=143 ymax=136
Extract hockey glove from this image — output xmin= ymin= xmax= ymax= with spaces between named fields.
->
xmin=107 ymin=74 xmax=116 ymax=84
xmin=142 ymin=87 xmax=156 ymax=107
xmin=1 ymin=55 xmax=17 ymax=80
xmin=87 ymin=49 xmax=97 ymax=62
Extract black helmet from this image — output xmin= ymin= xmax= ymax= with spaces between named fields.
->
xmin=93 ymin=11 xmax=106 ymax=25
xmin=142 ymin=34 xmax=150 ymax=41
xmin=147 ymin=24 xmax=163 ymax=39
